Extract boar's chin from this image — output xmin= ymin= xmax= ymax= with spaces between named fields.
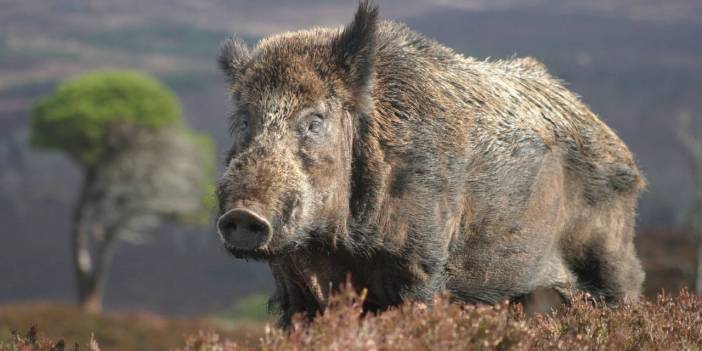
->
xmin=224 ymin=243 xmax=275 ymax=260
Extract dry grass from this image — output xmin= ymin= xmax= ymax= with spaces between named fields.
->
xmin=0 ymin=303 xmax=263 ymax=351
xmin=178 ymin=286 xmax=702 ymax=351
xmin=3 ymin=287 xmax=702 ymax=351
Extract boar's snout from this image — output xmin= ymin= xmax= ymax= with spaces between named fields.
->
xmin=217 ymin=207 xmax=272 ymax=251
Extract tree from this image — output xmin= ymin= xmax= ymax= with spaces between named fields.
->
xmin=676 ymin=113 xmax=702 ymax=294
xmin=30 ymin=70 xmax=215 ymax=312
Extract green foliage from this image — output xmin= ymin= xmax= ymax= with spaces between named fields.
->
xmin=219 ymin=294 xmax=271 ymax=322
xmin=179 ymin=129 xmax=217 ymax=225
xmin=30 ymin=69 xmax=217 ymax=222
xmin=30 ymin=70 xmax=182 ymax=166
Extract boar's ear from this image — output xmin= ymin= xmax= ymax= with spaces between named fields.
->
xmin=218 ymin=36 xmax=251 ymax=83
xmin=332 ymin=1 xmax=379 ymax=109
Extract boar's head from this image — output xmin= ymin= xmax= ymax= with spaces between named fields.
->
xmin=216 ymin=2 xmax=378 ymax=259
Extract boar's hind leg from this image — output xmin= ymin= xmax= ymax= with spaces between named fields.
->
xmin=568 ymin=195 xmax=644 ymax=304
xmin=575 ymin=241 xmax=643 ymax=304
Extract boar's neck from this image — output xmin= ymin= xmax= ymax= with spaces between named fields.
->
xmin=344 ymin=32 xmax=472 ymax=260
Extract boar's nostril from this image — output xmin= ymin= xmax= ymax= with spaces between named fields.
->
xmin=249 ymin=222 xmax=264 ymax=233
xmin=217 ymin=208 xmax=272 ymax=251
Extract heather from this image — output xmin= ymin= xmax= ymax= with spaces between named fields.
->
xmin=186 ymin=287 xmax=702 ymax=351
xmin=6 ymin=287 xmax=700 ymax=351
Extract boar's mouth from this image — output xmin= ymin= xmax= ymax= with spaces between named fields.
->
xmin=219 ymin=193 xmax=301 ymax=260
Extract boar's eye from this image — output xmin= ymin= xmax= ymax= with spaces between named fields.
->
xmin=305 ymin=114 xmax=324 ymax=135
xmin=229 ymin=111 xmax=251 ymax=136
xmin=236 ymin=113 xmax=250 ymax=134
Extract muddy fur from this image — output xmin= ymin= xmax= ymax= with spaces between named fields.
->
xmin=216 ymin=1 xmax=645 ymax=327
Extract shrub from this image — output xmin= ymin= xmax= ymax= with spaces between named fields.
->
xmin=181 ymin=286 xmax=702 ymax=351
xmin=4 ymin=288 xmax=701 ymax=351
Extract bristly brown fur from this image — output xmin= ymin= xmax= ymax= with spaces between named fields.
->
xmin=215 ymin=1 xmax=646 ymax=327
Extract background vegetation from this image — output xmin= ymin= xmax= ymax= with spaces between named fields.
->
xmin=29 ymin=69 xmax=215 ymax=313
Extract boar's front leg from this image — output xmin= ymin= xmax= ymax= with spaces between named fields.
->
xmin=268 ymin=256 xmax=327 ymax=328
xmin=362 ymin=249 xmax=450 ymax=309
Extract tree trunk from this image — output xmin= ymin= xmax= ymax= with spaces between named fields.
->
xmin=74 ymin=227 xmax=117 ymax=314
xmin=72 ymin=168 xmax=103 ymax=313
xmin=78 ymin=240 xmax=116 ymax=314
xmin=81 ymin=287 xmax=103 ymax=313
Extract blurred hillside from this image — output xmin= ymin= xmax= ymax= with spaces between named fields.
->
xmin=0 ymin=0 xmax=700 ymax=315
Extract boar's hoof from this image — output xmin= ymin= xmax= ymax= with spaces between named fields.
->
xmin=217 ymin=208 xmax=272 ymax=251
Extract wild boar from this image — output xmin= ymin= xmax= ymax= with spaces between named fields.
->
xmin=215 ymin=1 xmax=645 ymax=326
